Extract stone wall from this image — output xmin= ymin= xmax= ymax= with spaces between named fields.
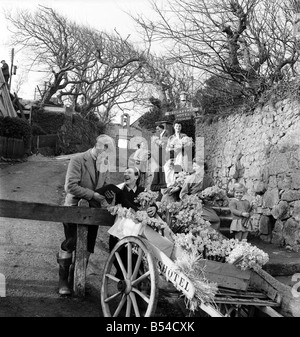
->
xmin=196 ymin=98 xmax=300 ymax=251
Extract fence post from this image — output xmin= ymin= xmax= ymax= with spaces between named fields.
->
xmin=73 ymin=199 xmax=89 ymax=297
xmin=0 ymin=136 xmax=4 ymax=157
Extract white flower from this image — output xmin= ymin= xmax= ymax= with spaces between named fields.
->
xmin=134 ymin=190 xmax=159 ymax=209
xmin=226 ymin=240 xmax=269 ymax=270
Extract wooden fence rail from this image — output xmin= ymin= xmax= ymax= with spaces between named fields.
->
xmin=0 ymin=199 xmax=115 ymax=297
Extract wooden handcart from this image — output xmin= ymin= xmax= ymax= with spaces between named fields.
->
xmin=100 ymin=234 xmax=284 ymax=317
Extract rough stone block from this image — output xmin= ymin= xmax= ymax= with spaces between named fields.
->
xmin=273 ymin=219 xmax=284 ymax=233
xmin=262 ymin=188 xmax=279 ymax=208
xmin=268 ymin=176 xmax=277 ymax=188
xmin=271 ymin=232 xmax=285 ymax=246
xmin=292 ymin=200 xmax=300 ymax=221
xmin=268 ymin=153 xmax=290 ymax=175
xmin=254 ymin=181 xmax=267 ymax=195
xmin=271 ymin=201 xmax=290 ymax=220
xmin=281 ymin=190 xmax=300 ymax=202
xmin=291 ymin=171 xmax=300 ymax=189
xmin=259 ymin=215 xmax=272 ymax=235
xmin=262 ymin=208 xmax=272 ymax=216
xmin=277 ymin=175 xmax=292 ymax=191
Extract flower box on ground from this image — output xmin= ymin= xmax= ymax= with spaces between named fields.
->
xmin=198 ymin=259 xmax=252 ymax=291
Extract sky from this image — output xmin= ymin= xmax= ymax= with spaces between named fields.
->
xmin=0 ymin=0 xmax=159 ymax=102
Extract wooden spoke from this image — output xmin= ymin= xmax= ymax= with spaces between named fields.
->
xmin=113 ymin=294 xmax=126 ymax=317
xmin=132 ymin=287 xmax=150 ymax=303
xmin=132 ymin=247 xmax=143 ymax=280
xmin=126 ymin=295 xmax=132 ymax=316
xmin=129 ymin=292 xmax=141 ymax=317
xmin=127 ymin=242 xmax=132 ymax=279
xmin=114 ymin=251 xmax=127 ymax=278
xmin=104 ymin=291 xmax=122 ymax=303
xmin=105 ymin=273 xmax=120 ymax=282
xmin=131 ymin=271 xmax=150 ymax=287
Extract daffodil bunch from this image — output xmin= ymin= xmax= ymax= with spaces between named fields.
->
xmin=226 ymin=240 xmax=269 ymax=271
xmin=135 ymin=190 xmax=159 ymax=209
xmin=198 ymin=185 xmax=228 ymax=206
xmin=135 ymin=210 xmax=167 ymax=232
xmin=180 ymin=136 xmax=194 ymax=148
xmin=170 ymin=195 xmax=206 ymax=233
xmin=108 ymin=204 xmax=135 ymax=219
xmin=174 ymin=171 xmax=190 ymax=188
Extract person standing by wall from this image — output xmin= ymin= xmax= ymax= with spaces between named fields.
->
xmin=164 ymin=121 xmax=192 ymax=187
xmin=57 ymin=134 xmax=114 ymax=295
xmin=132 ymin=142 xmax=149 ymax=188
xmin=180 ymin=161 xmax=221 ymax=231
xmin=150 ymin=124 xmax=169 ymax=196
xmin=229 ymin=183 xmax=253 ymax=241
xmin=1 ymin=60 xmax=9 ymax=84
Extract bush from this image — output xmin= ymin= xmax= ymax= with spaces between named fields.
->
xmin=31 ymin=123 xmax=47 ymax=136
xmin=32 ymin=108 xmax=65 ymax=134
xmin=0 ymin=116 xmax=31 ymax=149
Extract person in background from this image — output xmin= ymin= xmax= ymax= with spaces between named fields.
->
xmin=150 ymin=124 xmax=169 ymax=196
xmin=102 ymin=166 xmax=177 ymax=292
xmin=180 ymin=160 xmax=221 ymax=231
xmin=56 ymin=134 xmax=114 ymax=296
xmin=229 ymin=183 xmax=253 ymax=241
xmin=1 ymin=60 xmax=9 ymax=84
xmin=164 ymin=121 xmax=191 ymax=187
xmin=132 ymin=142 xmax=149 ymax=188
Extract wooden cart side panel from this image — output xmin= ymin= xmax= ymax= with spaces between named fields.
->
xmin=198 ymin=260 xmax=252 ymax=291
xmin=144 ymin=240 xmax=196 ymax=300
xmin=251 ymin=268 xmax=300 ymax=317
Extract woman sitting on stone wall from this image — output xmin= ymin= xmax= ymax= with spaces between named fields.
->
xmin=179 ymin=160 xmax=221 ymax=231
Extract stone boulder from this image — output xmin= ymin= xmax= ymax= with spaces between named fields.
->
xmin=271 ymin=201 xmax=290 ymax=220
xmin=253 ymin=181 xmax=267 ymax=195
xmin=277 ymin=174 xmax=292 ymax=191
xmin=291 ymin=171 xmax=300 ymax=189
xmin=271 ymin=220 xmax=285 ymax=246
xmin=262 ymin=189 xmax=279 ymax=208
xmin=259 ymin=215 xmax=272 ymax=235
xmin=292 ymin=200 xmax=300 ymax=221
xmin=281 ymin=190 xmax=300 ymax=202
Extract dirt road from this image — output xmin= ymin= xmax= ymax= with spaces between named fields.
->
xmin=0 ymin=155 xmax=105 ymax=317
xmin=0 ymin=155 xmax=182 ymax=317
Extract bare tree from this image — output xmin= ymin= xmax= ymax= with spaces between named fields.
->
xmin=135 ymin=52 xmax=199 ymax=112
xmin=132 ymin=0 xmax=300 ymax=101
xmin=5 ymin=6 xmax=145 ymax=122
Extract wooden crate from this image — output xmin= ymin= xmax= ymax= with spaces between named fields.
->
xmin=198 ymin=259 xmax=252 ymax=291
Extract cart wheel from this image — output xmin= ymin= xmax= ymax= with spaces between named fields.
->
xmin=101 ymin=236 xmax=158 ymax=317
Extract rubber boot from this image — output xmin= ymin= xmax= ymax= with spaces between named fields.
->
xmin=57 ymin=249 xmax=73 ymax=295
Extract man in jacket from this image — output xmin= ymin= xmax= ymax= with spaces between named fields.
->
xmin=57 ymin=134 xmax=114 ymax=295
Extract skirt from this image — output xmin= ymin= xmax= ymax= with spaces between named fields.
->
xmin=230 ymin=218 xmax=253 ymax=233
